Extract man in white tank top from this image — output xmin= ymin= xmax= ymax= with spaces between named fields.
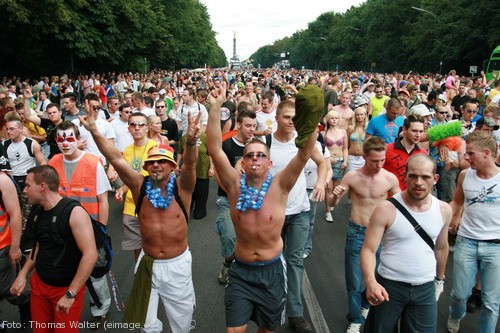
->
xmin=361 ymin=154 xmax=452 ymax=332
xmin=447 ymin=131 xmax=500 ymax=333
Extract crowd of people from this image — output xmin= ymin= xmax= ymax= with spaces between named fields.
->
xmin=0 ymin=67 xmax=500 ymax=333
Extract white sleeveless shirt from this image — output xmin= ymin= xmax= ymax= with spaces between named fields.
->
xmin=459 ymin=168 xmax=500 ymax=240
xmin=378 ymin=193 xmax=443 ymax=284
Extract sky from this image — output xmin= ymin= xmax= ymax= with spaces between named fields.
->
xmin=200 ymin=0 xmax=366 ymax=62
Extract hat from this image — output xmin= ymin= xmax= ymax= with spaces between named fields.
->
xmin=367 ymin=82 xmax=375 ymax=87
xmin=476 ymin=117 xmax=500 ymax=130
xmin=159 ymin=89 xmax=166 ymax=95
xmin=143 ymin=145 xmax=177 ymax=170
xmin=408 ymin=104 xmax=432 ymax=117
xmin=353 ymin=95 xmax=369 ymax=108
xmin=398 ymin=89 xmax=410 ymax=98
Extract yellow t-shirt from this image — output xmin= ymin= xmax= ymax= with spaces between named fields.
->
xmin=371 ymin=95 xmax=390 ymax=117
xmin=122 ymin=139 xmax=157 ymax=216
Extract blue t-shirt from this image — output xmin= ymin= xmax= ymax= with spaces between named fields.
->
xmin=366 ymin=114 xmax=404 ymax=143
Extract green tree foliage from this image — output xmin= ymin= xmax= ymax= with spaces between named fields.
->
xmin=249 ymin=0 xmax=498 ymax=74
xmin=0 ymin=0 xmax=226 ymax=75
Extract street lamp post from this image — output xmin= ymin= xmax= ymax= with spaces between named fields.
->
xmin=411 ymin=6 xmax=443 ymax=73
xmin=411 ymin=6 xmax=440 ymax=23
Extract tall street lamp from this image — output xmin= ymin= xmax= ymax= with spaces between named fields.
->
xmin=411 ymin=6 xmax=443 ymax=73
xmin=411 ymin=6 xmax=440 ymax=23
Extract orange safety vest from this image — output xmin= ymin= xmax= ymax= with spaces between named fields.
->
xmin=0 ymin=201 xmax=11 ymax=249
xmin=49 ymin=153 xmax=101 ymax=220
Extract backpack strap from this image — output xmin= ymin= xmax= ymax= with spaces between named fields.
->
xmin=387 ymin=197 xmax=435 ymax=250
xmin=103 ymin=108 xmax=111 ymax=120
xmin=49 ymin=197 xmax=81 ymax=266
xmin=136 ymin=176 xmax=189 ymax=223
xmin=265 ymin=134 xmax=272 ymax=149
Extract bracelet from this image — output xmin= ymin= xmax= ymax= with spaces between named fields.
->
xmin=435 ymin=275 xmax=445 ymax=282
xmin=186 ymin=139 xmax=197 ymax=146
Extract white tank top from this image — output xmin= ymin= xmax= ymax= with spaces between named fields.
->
xmin=378 ymin=193 xmax=443 ymax=284
xmin=459 ymin=168 xmax=500 ymax=240
xmin=270 ymin=133 xmax=310 ymax=215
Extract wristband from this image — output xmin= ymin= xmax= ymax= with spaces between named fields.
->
xmin=186 ymin=139 xmax=197 ymax=146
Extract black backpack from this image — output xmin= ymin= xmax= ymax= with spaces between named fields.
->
xmin=31 ymin=197 xmax=113 ymax=279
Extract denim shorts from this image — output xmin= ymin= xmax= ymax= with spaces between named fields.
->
xmin=331 ymin=158 xmax=345 ymax=180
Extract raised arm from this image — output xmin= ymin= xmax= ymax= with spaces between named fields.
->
xmin=206 ymin=82 xmax=240 ymax=194
xmin=78 ymin=105 xmax=143 ymax=192
xmin=23 ymin=88 xmax=41 ymax=126
xmin=178 ymin=112 xmax=201 ymax=201
xmin=276 ymin=128 xmax=318 ymax=193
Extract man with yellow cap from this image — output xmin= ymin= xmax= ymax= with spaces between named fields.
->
xmin=80 ymin=108 xmax=201 ymax=333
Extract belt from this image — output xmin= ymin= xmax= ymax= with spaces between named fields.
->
xmin=481 ymin=239 xmax=500 ymax=244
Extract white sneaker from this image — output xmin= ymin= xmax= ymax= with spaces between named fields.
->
xmin=447 ymin=317 xmax=460 ymax=333
xmin=361 ymin=307 xmax=369 ymax=319
xmin=325 ymin=212 xmax=333 ymax=222
xmin=346 ymin=323 xmax=361 ymax=333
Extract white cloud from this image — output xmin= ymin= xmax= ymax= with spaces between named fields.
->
xmin=201 ymin=0 xmax=366 ymax=61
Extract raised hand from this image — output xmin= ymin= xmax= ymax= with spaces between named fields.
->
xmin=209 ymin=80 xmax=227 ymax=108
xmin=23 ymin=87 xmax=33 ymax=100
xmin=186 ymin=111 xmax=202 ymax=145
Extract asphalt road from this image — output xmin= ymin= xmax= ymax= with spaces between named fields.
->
xmin=1 ymin=179 xmax=498 ymax=332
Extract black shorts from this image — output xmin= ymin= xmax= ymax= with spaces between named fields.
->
xmin=225 ymin=255 xmax=287 ymax=331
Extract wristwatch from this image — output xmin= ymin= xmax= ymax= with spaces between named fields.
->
xmin=65 ymin=290 xmax=76 ymax=299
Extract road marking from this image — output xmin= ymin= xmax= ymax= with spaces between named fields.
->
xmin=303 ymin=270 xmax=330 ymax=333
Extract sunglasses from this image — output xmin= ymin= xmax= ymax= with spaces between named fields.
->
xmin=146 ymin=159 xmax=170 ymax=165
xmin=156 ymin=105 xmax=165 ymax=109
xmin=122 ymin=110 xmax=132 ymax=114
xmin=56 ymin=136 xmax=77 ymax=143
xmin=92 ymin=105 xmax=100 ymax=110
xmin=244 ymin=152 xmax=268 ymax=160
xmin=438 ymin=111 xmax=448 ymax=115
xmin=129 ymin=122 xmax=147 ymax=128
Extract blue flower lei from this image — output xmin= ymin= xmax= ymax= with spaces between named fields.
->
xmin=236 ymin=172 xmax=273 ymax=212
xmin=145 ymin=173 xmax=176 ymax=209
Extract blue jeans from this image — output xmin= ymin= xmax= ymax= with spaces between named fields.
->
xmin=345 ymin=221 xmax=371 ymax=324
xmin=215 ymin=196 xmax=236 ymax=258
xmin=364 ymin=274 xmax=436 ymax=333
xmin=449 ymin=236 xmax=500 ymax=333
xmin=282 ymin=210 xmax=310 ymax=317
xmin=304 ymin=189 xmax=318 ymax=256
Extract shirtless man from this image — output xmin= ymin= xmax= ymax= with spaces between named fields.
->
xmin=207 ymin=83 xmax=321 ymax=333
xmin=333 ymin=91 xmax=355 ymax=130
xmin=80 ymin=106 xmax=201 ymax=333
xmin=326 ymin=137 xmax=400 ymax=333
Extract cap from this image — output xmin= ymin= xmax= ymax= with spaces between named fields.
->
xmin=159 ymin=89 xmax=166 ymax=95
xmin=398 ymin=89 xmax=410 ymax=98
xmin=143 ymin=145 xmax=177 ymax=170
xmin=408 ymin=104 xmax=432 ymax=117
xmin=476 ymin=117 xmax=499 ymax=130
xmin=353 ymin=95 xmax=369 ymax=108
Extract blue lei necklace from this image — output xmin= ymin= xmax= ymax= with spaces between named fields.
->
xmin=236 ymin=172 xmax=273 ymax=212
xmin=145 ymin=173 xmax=176 ymax=209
